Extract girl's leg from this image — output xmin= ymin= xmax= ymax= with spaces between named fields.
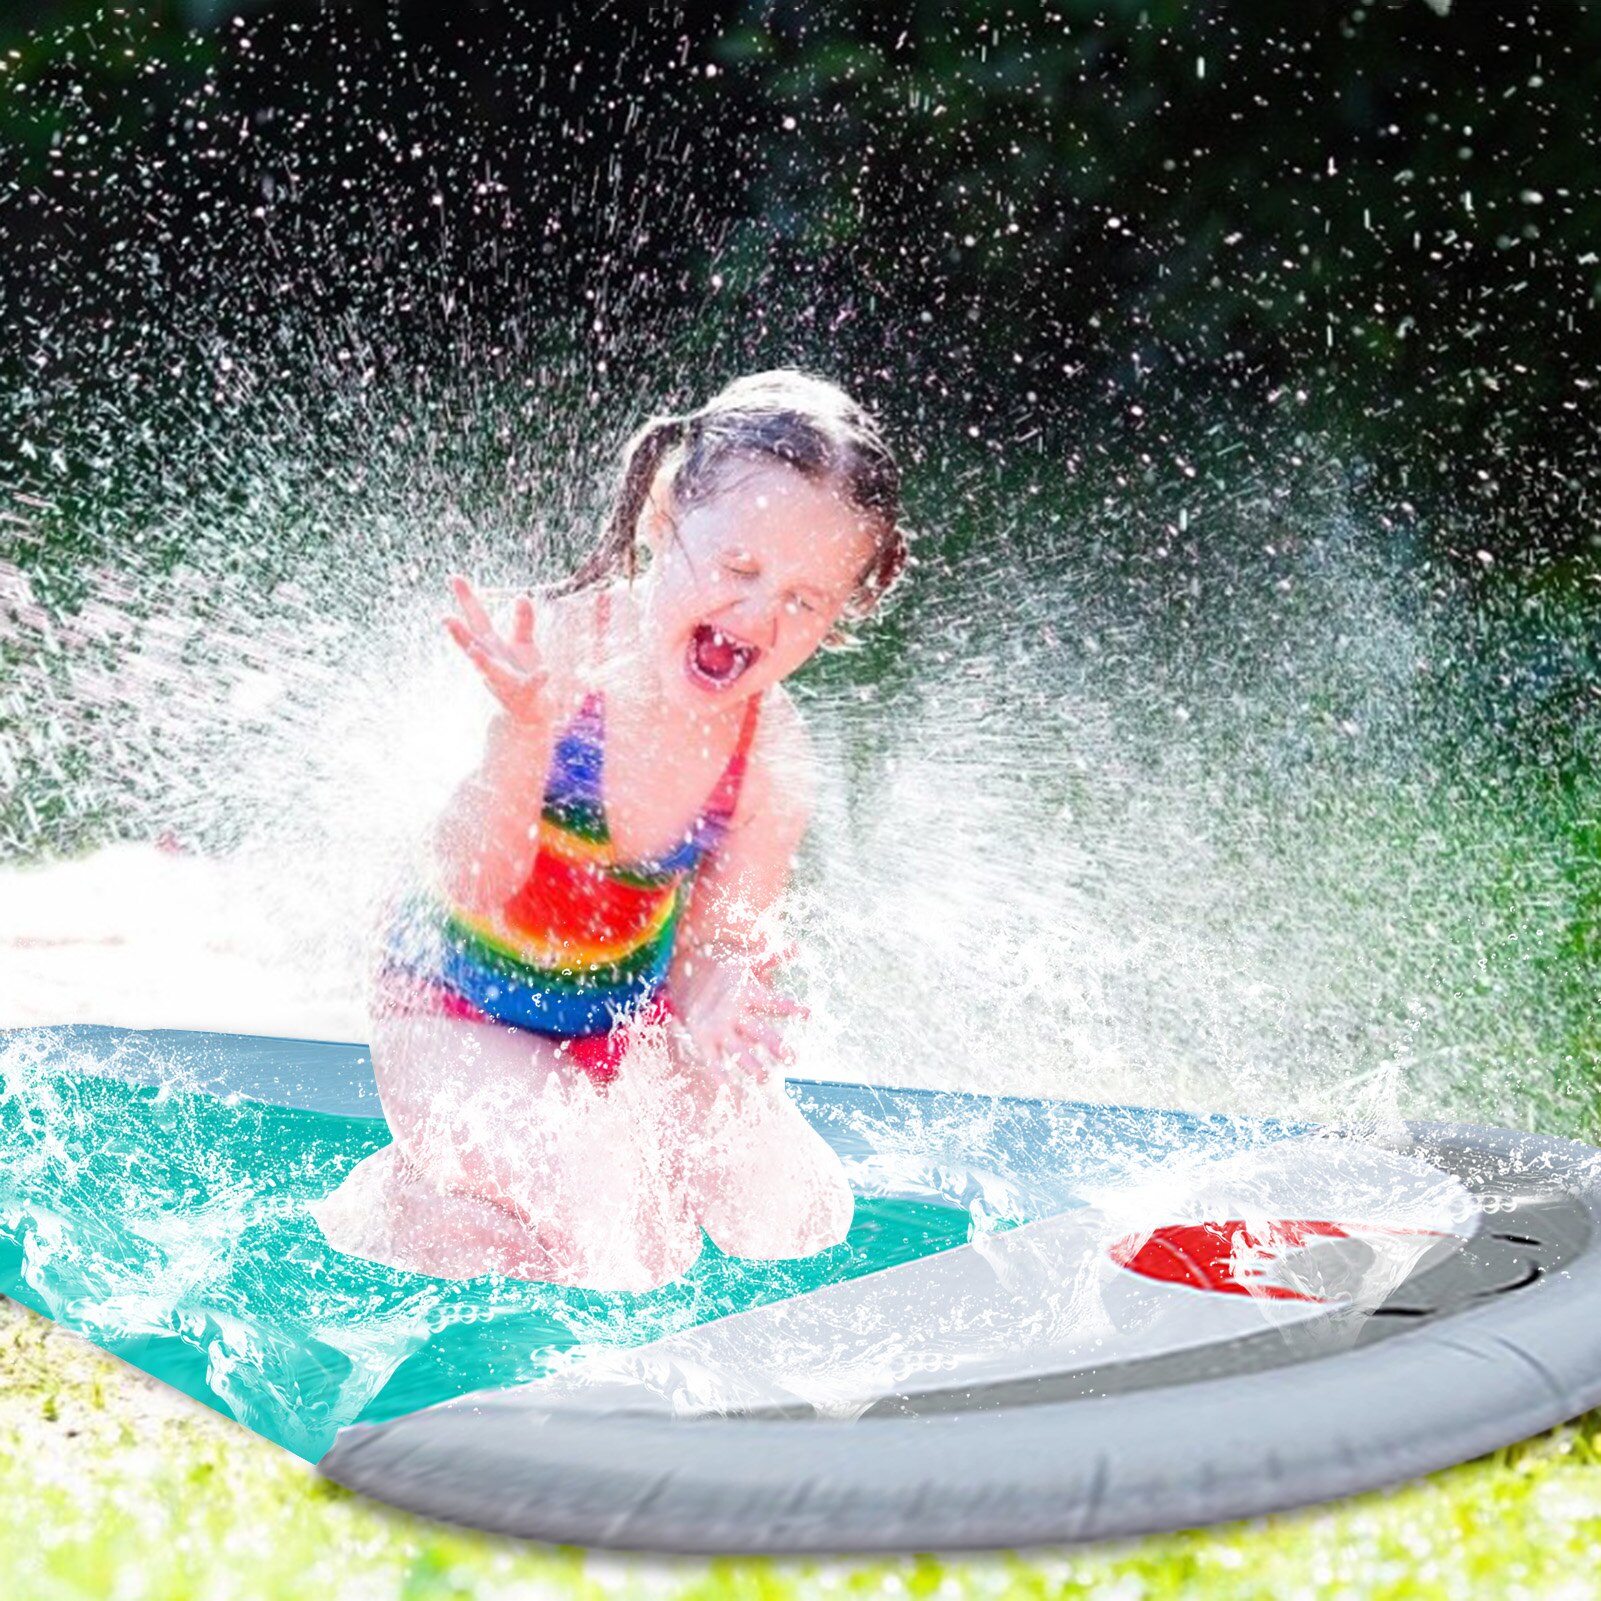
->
xmin=307 ymin=1142 xmax=571 ymax=1281
xmin=315 ymin=1008 xmax=703 ymax=1290
xmin=539 ymin=1061 xmax=704 ymax=1292
xmin=683 ymin=1059 xmax=856 ymax=1262
xmin=313 ymin=1006 xmax=575 ymax=1278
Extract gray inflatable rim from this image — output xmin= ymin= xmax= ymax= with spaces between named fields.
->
xmin=318 ymin=1117 xmax=1601 ymax=1554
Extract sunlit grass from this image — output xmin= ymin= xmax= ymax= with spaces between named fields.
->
xmin=5 ymin=1297 xmax=1601 ymax=1600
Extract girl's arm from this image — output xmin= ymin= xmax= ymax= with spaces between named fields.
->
xmin=668 ymin=691 xmax=817 ymax=1077
xmin=428 ymin=576 xmax=563 ymax=919
xmin=429 ymin=710 xmax=559 ymax=919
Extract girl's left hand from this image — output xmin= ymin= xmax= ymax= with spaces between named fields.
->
xmin=676 ymin=944 xmax=807 ymax=1084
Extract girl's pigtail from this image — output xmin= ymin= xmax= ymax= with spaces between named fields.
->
xmin=551 ymin=414 xmax=686 ymax=595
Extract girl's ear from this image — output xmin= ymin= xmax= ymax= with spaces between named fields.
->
xmin=837 ymin=527 xmax=909 ymax=624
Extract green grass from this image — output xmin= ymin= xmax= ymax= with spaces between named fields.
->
xmin=5 ymin=1296 xmax=1601 ymax=1600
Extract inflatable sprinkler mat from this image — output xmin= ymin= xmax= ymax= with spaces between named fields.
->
xmin=2 ymin=1024 xmax=1600 ymax=1553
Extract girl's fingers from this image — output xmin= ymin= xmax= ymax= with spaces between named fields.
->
xmin=512 ymin=594 xmax=536 ymax=649
xmin=449 ymin=575 xmax=497 ymax=641
xmin=685 ymin=1021 xmax=731 ymax=1062
xmin=445 ymin=613 xmax=550 ymax=705
xmin=442 ymin=614 xmax=478 ymax=655
xmin=731 ymin=1045 xmax=769 ymax=1082
xmin=443 ymin=615 xmax=495 ymax=668
xmin=751 ymin=943 xmax=800 ymax=980
xmin=733 ymin=1019 xmax=796 ymax=1065
xmin=702 ymin=1024 xmax=778 ymax=1079
xmin=743 ymin=991 xmax=808 ymax=1020
xmin=445 ymin=619 xmax=517 ymax=697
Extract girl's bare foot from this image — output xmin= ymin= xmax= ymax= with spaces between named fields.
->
xmin=309 ymin=1143 xmax=571 ymax=1282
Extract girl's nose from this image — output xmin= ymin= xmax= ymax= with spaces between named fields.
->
xmin=732 ymin=596 xmax=780 ymax=650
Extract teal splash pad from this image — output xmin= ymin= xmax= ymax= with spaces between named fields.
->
xmin=12 ymin=1024 xmax=1594 ymax=1555
xmin=0 ymin=1031 xmax=985 ymax=1460
xmin=0 ymin=1025 xmax=1292 ymax=1462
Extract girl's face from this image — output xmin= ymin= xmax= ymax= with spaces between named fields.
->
xmin=637 ymin=457 xmax=881 ymax=711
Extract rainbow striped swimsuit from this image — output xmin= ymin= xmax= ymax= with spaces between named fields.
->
xmin=379 ymin=688 xmax=761 ymax=1041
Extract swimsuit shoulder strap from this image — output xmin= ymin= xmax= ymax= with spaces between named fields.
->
xmin=552 ymin=583 xmax=614 ymax=746
xmin=541 ymin=605 xmax=608 ymax=835
xmin=541 ymin=584 xmax=625 ymax=846
xmin=732 ymin=690 xmax=762 ymax=766
xmin=700 ymin=693 xmax=763 ymax=824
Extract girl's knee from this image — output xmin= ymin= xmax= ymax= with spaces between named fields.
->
xmin=700 ymin=1151 xmax=855 ymax=1261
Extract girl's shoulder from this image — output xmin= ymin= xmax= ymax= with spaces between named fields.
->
xmin=732 ymin=684 xmax=815 ymax=832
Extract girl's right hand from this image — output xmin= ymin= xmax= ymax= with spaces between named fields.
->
xmin=673 ymin=943 xmax=806 ymax=1086
xmin=442 ymin=574 xmax=552 ymax=725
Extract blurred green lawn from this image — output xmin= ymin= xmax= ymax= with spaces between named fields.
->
xmin=5 ymin=1295 xmax=1601 ymax=1600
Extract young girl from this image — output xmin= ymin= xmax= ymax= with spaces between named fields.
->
xmin=310 ymin=369 xmax=910 ymax=1292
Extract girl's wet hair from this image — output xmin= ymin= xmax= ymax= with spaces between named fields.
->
xmin=549 ymin=369 xmax=910 ymax=630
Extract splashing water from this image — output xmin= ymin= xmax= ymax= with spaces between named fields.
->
xmin=1 ymin=9 xmax=1596 ymax=1134
xmin=6 ymin=424 xmax=1593 ymax=1136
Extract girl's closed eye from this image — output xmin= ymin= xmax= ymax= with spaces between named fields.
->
xmin=718 ymin=556 xmax=818 ymax=611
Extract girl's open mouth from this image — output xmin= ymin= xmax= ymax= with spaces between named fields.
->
xmin=687 ymin=623 xmax=760 ymax=688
